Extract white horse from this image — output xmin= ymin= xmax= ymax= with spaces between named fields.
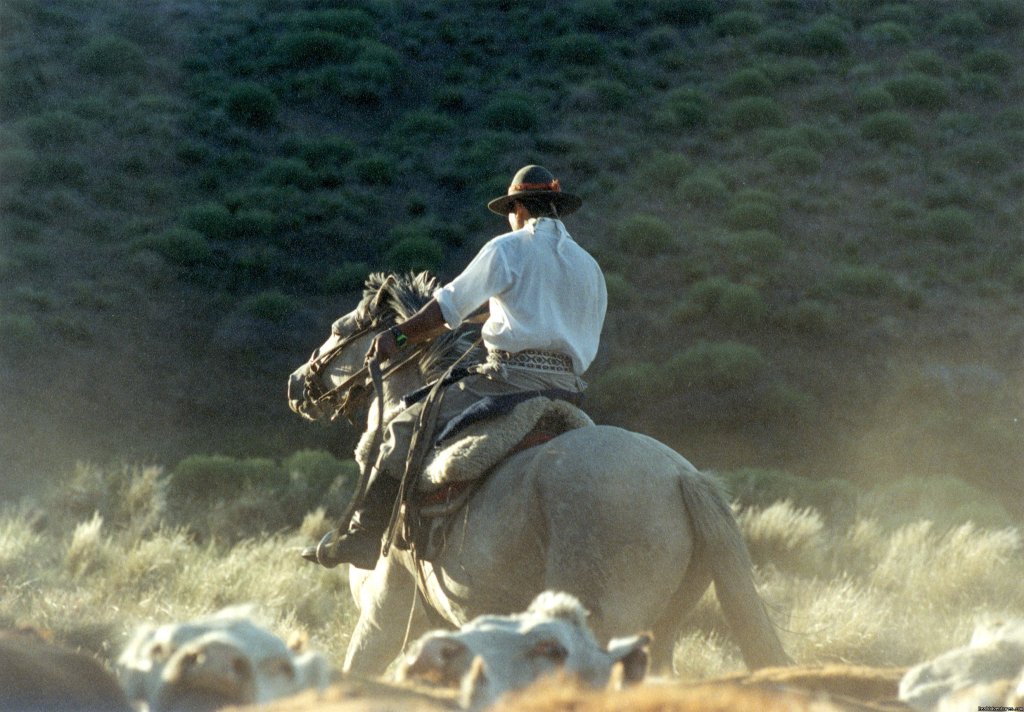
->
xmin=288 ymin=272 xmax=789 ymax=676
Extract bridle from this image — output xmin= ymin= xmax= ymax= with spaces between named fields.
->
xmin=302 ymin=321 xmax=428 ymax=424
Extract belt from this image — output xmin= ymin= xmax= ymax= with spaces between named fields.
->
xmin=487 ymin=349 xmax=575 ymax=374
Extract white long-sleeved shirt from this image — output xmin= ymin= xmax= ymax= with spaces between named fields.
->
xmin=434 ymin=218 xmax=607 ymax=375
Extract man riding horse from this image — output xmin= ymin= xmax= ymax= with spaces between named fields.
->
xmin=310 ymin=165 xmax=608 ymax=570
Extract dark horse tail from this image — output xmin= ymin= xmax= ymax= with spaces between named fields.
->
xmin=676 ymin=467 xmax=792 ymax=669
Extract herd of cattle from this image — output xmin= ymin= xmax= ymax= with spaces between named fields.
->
xmin=2 ymin=594 xmax=1022 ymax=712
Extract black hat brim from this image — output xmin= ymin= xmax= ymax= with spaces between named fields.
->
xmin=487 ymin=191 xmax=583 ymax=216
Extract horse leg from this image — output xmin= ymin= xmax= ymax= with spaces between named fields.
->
xmin=343 ymin=556 xmax=429 ymax=675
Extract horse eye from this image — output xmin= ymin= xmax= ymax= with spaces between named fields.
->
xmin=530 ymin=640 xmax=568 ymax=662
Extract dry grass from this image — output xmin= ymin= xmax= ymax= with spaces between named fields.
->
xmin=2 ymin=465 xmax=1022 ymax=686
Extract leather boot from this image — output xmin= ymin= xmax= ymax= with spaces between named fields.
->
xmin=304 ymin=471 xmax=400 ymax=570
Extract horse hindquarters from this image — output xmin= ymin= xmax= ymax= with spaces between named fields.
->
xmin=675 ymin=468 xmax=791 ymax=669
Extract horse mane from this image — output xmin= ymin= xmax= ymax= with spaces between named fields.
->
xmin=355 ymin=272 xmax=483 ymax=381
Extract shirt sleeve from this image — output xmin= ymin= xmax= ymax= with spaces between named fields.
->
xmin=433 ymin=237 xmax=514 ymax=328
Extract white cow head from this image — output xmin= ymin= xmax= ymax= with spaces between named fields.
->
xmin=398 ymin=591 xmax=650 ymax=710
xmin=117 ymin=607 xmax=331 ymax=712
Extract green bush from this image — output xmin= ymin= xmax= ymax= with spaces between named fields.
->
xmin=226 ymin=82 xmax=279 ymax=128
xmin=827 ymin=264 xmax=906 ymax=299
xmin=720 ymin=468 xmax=855 ymax=518
xmin=800 ymin=17 xmax=850 ymax=56
xmin=325 ymin=261 xmax=370 ymax=293
xmin=884 ymin=73 xmax=951 ymax=111
xmin=639 ymin=152 xmax=692 ymax=188
xmin=604 ymin=272 xmax=638 ymax=307
xmin=549 ymin=33 xmax=606 ymax=66
xmin=575 ymin=78 xmax=632 ymax=110
xmin=683 ymin=277 xmax=768 ymax=328
xmin=722 ymin=229 xmax=786 ymax=264
xmin=578 ymin=0 xmax=621 ymax=32
xmin=857 ymin=475 xmax=1013 ymax=531
xmin=725 ymin=191 xmax=780 ymax=231
xmin=231 ymin=209 xmax=276 ymax=241
xmin=768 ymin=145 xmax=822 ymax=176
xmin=75 ymin=35 xmax=146 ymax=76
xmin=668 ymin=340 xmax=768 ymax=393
xmin=925 ymin=207 xmax=975 ymax=244
xmin=659 ymin=87 xmax=711 ymax=130
xmin=181 ymin=202 xmax=234 ymax=241
xmin=482 ymin=93 xmax=539 ymax=132
xmin=935 ymin=11 xmax=986 ymax=39
xmin=169 ymin=455 xmax=281 ymax=503
xmin=953 ymin=139 xmax=1011 ymax=174
xmin=855 ymin=87 xmax=895 ymax=113
xmin=721 ymin=68 xmax=773 ymax=98
xmin=679 ymin=171 xmax=729 ymax=208
xmin=260 ymin=158 xmax=317 ymax=190
xmin=651 ymin=0 xmax=715 ymax=25
xmin=901 ymin=49 xmax=945 ymax=76
xmin=774 ymin=299 xmax=839 ymax=335
xmin=136 ymin=228 xmax=213 ymax=265
xmin=241 ymin=290 xmax=299 ymax=323
xmin=588 ymin=362 xmax=670 ymax=415
xmin=862 ymin=21 xmax=913 ymax=45
xmin=860 ymin=111 xmax=916 ymax=145
xmin=964 ymin=48 xmax=1014 ymax=77
xmin=272 ymin=30 xmax=357 ymax=69
xmin=350 ymin=154 xmax=396 ymax=186
xmin=722 ymin=97 xmax=786 ymax=132
xmin=385 ymin=236 xmax=444 ymax=273
xmin=0 ymin=313 xmax=42 ymax=358
xmin=22 ymin=111 xmax=86 ymax=148
xmin=615 ymin=214 xmax=677 ymax=257
xmin=290 ymin=8 xmax=375 ymax=38
xmin=712 ymin=10 xmax=764 ymax=36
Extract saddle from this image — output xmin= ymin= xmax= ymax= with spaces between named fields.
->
xmin=398 ymin=395 xmax=593 ymax=560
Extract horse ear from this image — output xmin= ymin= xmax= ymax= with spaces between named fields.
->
xmin=369 ymin=274 xmax=398 ymax=316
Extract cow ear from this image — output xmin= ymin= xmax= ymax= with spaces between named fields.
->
xmin=606 ymin=633 xmax=652 ymax=686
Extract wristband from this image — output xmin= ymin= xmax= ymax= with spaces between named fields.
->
xmin=389 ymin=325 xmax=408 ymax=348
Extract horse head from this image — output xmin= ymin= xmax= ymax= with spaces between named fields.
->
xmin=287 ymin=272 xmax=482 ymax=425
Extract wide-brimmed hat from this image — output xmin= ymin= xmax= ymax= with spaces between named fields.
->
xmin=487 ymin=165 xmax=583 ymax=216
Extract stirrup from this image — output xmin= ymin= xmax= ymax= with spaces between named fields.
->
xmin=300 ymin=531 xmax=344 ymax=569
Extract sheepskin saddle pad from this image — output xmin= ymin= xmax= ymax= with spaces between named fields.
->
xmin=418 ymin=395 xmax=593 ymax=493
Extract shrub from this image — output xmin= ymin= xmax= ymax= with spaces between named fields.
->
xmin=936 ymin=11 xmax=986 ymax=39
xmin=768 ymin=145 xmax=822 ymax=175
xmin=136 ymin=228 xmax=213 ymax=265
xmin=578 ymin=0 xmax=621 ymax=32
xmin=75 ymin=35 xmax=146 ymax=76
xmin=325 ymin=261 xmax=370 ymax=293
xmin=290 ymin=8 xmax=375 ymax=38
xmin=350 ymin=154 xmax=396 ymax=186
xmin=385 ymin=236 xmax=444 ymax=273
xmin=226 ymin=82 xmax=279 ymax=128
xmin=181 ymin=202 xmax=234 ymax=241
xmin=0 ymin=313 xmax=42 ymax=358
xmin=169 ymin=455 xmax=281 ymax=503
xmin=22 ymin=110 xmax=86 ymax=148
xmin=651 ymin=0 xmax=715 ymax=25
xmin=658 ymin=88 xmax=710 ymax=130
xmin=684 ymin=277 xmax=768 ymax=327
xmin=604 ymin=272 xmax=638 ymax=307
xmin=241 ymin=290 xmax=299 ymax=323
xmin=964 ymin=48 xmax=1014 ymax=77
xmin=721 ymin=468 xmax=855 ymax=518
xmin=722 ymin=96 xmax=786 ymax=132
xmin=588 ymin=362 xmax=670 ymax=415
xmin=827 ymin=264 xmax=905 ymax=299
xmin=862 ymin=21 xmax=912 ymax=46
xmin=953 ymin=139 xmax=1011 ymax=174
xmin=722 ymin=229 xmax=786 ymax=263
xmin=725 ymin=191 xmax=780 ymax=231
xmin=721 ymin=68 xmax=773 ymax=97
xmin=574 ymin=78 xmax=631 ymax=110
xmin=615 ymin=214 xmax=677 ymax=257
xmin=901 ymin=49 xmax=945 ymax=77
xmin=271 ymin=30 xmax=356 ymax=69
xmin=638 ymin=152 xmax=692 ymax=188
xmin=482 ymin=93 xmax=539 ymax=132
xmin=885 ymin=73 xmax=951 ymax=111
xmin=667 ymin=340 xmax=767 ymax=391
xmin=774 ymin=299 xmax=839 ymax=335
xmin=801 ymin=17 xmax=850 ymax=56
xmin=855 ymin=87 xmax=895 ymax=113
xmin=231 ymin=209 xmax=276 ymax=241
xmin=260 ymin=158 xmax=317 ymax=190
xmin=925 ymin=207 xmax=975 ymax=244
xmin=860 ymin=111 xmax=916 ymax=145
xmin=549 ymin=33 xmax=606 ymax=66
xmin=711 ymin=10 xmax=764 ymax=36
xmin=679 ymin=171 xmax=729 ymax=208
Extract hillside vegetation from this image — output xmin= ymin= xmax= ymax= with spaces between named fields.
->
xmin=1 ymin=0 xmax=1022 ymax=509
